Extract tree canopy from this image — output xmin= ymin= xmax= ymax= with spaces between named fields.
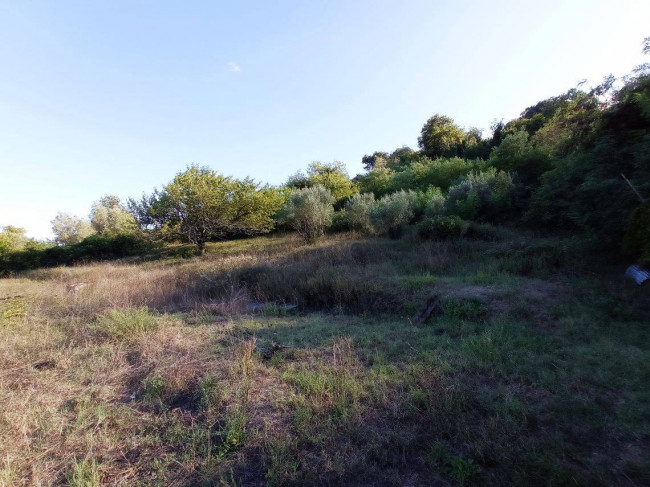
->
xmin=133 ymin=165 xmax=284 ymax=253
xmin=51 ymin=213 xmax=95 ymax=245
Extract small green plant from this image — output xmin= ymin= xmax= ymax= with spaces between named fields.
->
xmin=265 ymin=436 xmax=299 ymax=486
xmin=446 ymin=456 xmax=480 ymax=485
xmin=217 ymin=408 xmax=247 ymax=457
xmin=293 ymin=405 xmax=313 ymax=431
xmin=270 ymin=350 xmax=286 ymax=367
xmin=199 ymin=376 xmax=221 ymax=411
xmin=95 ymin=306 xmax=157 ymax=340
xmin=69 ymin=458 xmax=100 ymax=487
xmin=145 ymin=373 xmax=165 ymax=401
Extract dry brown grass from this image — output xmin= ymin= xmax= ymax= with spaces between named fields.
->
xmin=1 ymin=232 xmax=648 ymax=486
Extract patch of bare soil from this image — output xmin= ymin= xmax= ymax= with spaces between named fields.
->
xmin=439 ymin=278 xmax=570 ymax=325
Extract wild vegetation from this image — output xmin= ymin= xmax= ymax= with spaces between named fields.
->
xmin=0 ymin=40 xmax=649 ymax=486
xmin=1 ymin=232 xmax=649 ymax=486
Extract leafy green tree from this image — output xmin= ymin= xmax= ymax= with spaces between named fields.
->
xmin=361 ymin=152 xmax=389 ymax=171
xmin=386 ymin=146 xmax=419 ymax=170
xmin=307 ymin=162 xmax=357 ymax=202
xmin=356 ymin=167 xmax=394 ymax=198
xmin=90 ymin=195 xmax=138 ymax=236
xmin=533 ymin=91 xmax=602 ymax=157
xmin=418 ymin=115 xmax=466 ymax=158
xmin=51 ymin=213 xmax=95 ymax=245
xmin=423 ymin=187 xmax=446 ymax=217
xmin=286 ymin=162 xmax=357 ymax=205
xmin=0 ymin=226 xmax=29 ymax=254
xmin=390 ymin=157 xmax=484 ymax=192
xmin=489 ymin=130 xmax=552 ymax=186
xmin=279 ymin=185 xmax=335 ymax=243
xmin=136 ymin=165 xmax=284 ymax=254
xmin=446 ymin=169 xmax=514 ymax=221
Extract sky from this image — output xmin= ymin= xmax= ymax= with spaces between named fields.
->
xmin=1 ymin=0 xmax=649 ymax=239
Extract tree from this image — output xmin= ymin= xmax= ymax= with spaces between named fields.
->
xmin=418 ymin=115 xmax=466 ymax=158
xmin=286 ymin=162 xmax=357 ymax=205
xmin=51 ymin=213 xmax=95 ymax=245
xmin=489 ymin=130 xmax=551 ymax=186
xmin=361 ymin=152 xmax=389 ymax=171
xmin=356 ymin=167 xmax=394 ymax=198
xmin=344 ymin=193 xmax=376 ymax=234
xmin=387 ymin=146 xmax=418 ymax=170
xmin=134 ymin=165 xmax=284 ymax=254
xmin=372 ymin=190 xmax=417 ymax=239
xmin=279 ymin=185 xmax=335 ymax=243
xmin=90 ymin=195 xmax=138 ymax=236
xmin=0 ymin=226 xmax=29 ymax=254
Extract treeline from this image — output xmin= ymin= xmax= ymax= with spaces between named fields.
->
xmin=2 ymin=41 xmax=649 ymax=272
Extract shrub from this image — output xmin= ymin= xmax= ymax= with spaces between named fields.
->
xmin=0 ymin=233 xmax=155 ymax=274
xmin=356 ymin=167 xmax=394 ymax=198
xmin=489 ymin=129 xmax=552 ymax=185
xmin=389 ymin=156 xmax=484 ymax=193
xmin=372 ymin=190 xmax=417 ymax=239
xmin=328 ymin=210 xmax=351 ymax=233
xmin=279 ymin=185 xmax=335 ymax=243
xmin=418 ymin=215 xmax=468 ymax=240
xmin=422 ymin=187 xmax=446 ymax=217
xmin=446 ymin=168 xmax=514 ymax=221
xmin=344 ymin=193 xmax=376 ymax=234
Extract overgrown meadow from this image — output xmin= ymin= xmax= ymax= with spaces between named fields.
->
xmin=2 ymin=41 xmax=650 ymax=487
xmin=1 ymin=231 xmax=648 ymax=486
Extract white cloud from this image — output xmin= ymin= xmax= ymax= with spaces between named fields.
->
xmin=227 ymin=62 xmax=242 ymax=73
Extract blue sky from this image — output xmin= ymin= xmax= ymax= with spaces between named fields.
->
xmin=1 ymin=0 xmax=649 ymax=239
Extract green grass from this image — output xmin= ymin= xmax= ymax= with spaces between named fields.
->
xmin=0 ymin=231 xmax=648 ymax=486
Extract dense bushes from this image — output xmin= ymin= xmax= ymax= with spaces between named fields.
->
xmin=343 ymin=193 xmax=375 ymax=234
xmin=279 ymin=185 xmax=335 ymax=243
xmin=0 ymin=234 xmax=154 ymax=274
xmin=351 ymin=58 xmax=650 ymax=255
xmin=357 ymin=156 xmax=484 ymax=196
xmin=488 ymin=130 xmax=552 ymax=186
xmin=446 ymin=169 xmax=515 ymax=221
xmin=371 ymin=190 xmax=417 ymax=239
xmin=418 ymin=215 xmax=468 ymax=240
xmin=4 ymin=53 xmax=649 ymax=267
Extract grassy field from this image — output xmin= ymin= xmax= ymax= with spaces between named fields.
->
xmin=0 ymin=230 xmax=648 ymax=486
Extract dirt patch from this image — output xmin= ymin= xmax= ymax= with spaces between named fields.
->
xmin=434 ymin=278 xmax=570 ymax=325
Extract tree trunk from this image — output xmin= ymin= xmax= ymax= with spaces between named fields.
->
xmin=197 ymin=240 xmax=206 ymax=255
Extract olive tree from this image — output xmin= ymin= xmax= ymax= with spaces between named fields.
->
xmin=344 ymin=193 xmax=376 ymax=234
xmin=90 ymin=195 xmax=138 ymax=236
xmin=51 ymin=213 xmax=95 ymax=245
xmin=372 ymin=190 xmax=417 ymax=239
xmin=279 ymin=185 xmax=335 ymax=243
